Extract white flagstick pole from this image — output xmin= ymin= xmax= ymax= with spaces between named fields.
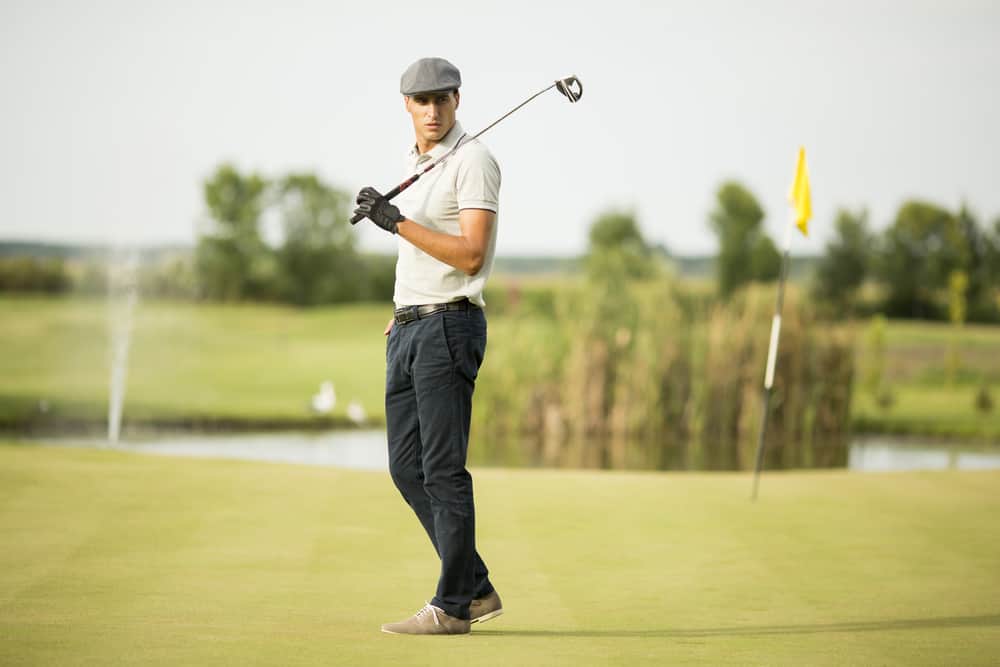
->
xmin=751 ymin=207 xmax=796 ymax=500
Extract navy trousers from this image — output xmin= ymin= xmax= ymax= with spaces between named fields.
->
xmin=385 ymin=306 xmax=494 ymax=620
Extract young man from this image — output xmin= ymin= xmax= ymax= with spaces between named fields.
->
xmin=353 ymin=57 xmax=503 ymax=636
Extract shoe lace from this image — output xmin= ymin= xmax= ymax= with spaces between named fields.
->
xmin=415 ymin=602 xmax=441 ymax=626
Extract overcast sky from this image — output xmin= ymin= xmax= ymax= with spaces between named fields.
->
xmin=2 ymin=0 xmax=998 ymax=256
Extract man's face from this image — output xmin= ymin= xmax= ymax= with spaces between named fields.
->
xmin=405 ymin=90 xmax=459 ymax=147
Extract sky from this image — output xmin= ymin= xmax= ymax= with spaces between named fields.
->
xmin=2 ymin=0 xmax=998 ymax=257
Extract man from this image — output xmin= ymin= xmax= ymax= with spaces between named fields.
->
xmin=352 ymin=57 xmax=503 ymax=636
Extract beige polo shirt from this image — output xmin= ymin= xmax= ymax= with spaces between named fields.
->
xmin=392 ymin=121 xmax=501 ymax=308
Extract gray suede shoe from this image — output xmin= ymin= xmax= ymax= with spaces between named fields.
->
xmin=381 ymin=603 xmax=471 ymax=635
xmin=469 ymin=590 xmax=503 ymax=624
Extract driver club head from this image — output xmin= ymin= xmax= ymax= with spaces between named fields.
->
xmin=555 ymin=76 xmax=583 ymax=103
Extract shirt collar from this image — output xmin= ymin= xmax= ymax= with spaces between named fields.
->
xmin=407 ymin=120 xmax=466 ymax=165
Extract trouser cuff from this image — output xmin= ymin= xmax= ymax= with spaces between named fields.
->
xmin=473 ymin=581 xmax=495 ymax=600
xmin=431 ymin=596 xmax=469 ymax=621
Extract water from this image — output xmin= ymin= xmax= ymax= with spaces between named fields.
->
xmin=848 ymin=436 xmax=1000 ymax=472
xmin=57 ymin=430 xmax=389 ymax=471
xmin=24 ymin=431 xmax=1000 ymax=473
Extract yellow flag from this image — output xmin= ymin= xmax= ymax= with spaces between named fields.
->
xmin=789 ymin=146 xmax=811 ymax=236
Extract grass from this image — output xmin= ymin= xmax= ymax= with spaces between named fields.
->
xmin=853 ymin=386 xmax=1000 ymax=438
xmin=1 ymin=443 xmax=999 ymax=665
xmin=866 ymin=319 xmax=1000 ymax=385
xmin=2 ymin=295 xmax=1000 ymax=438
xmin=853 ymin=318 xmax=1000 ymax=438
xmin=0 ymin=295 xmax=390 ymax=427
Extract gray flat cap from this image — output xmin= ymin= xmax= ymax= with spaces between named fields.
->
xmin=400 ymin=57 xmax=461 ymax=95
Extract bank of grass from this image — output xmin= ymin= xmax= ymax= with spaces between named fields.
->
xmin=853 ymin=386 xmax=1000 ymax=438
xmin=854 ymin=319 xmax=1000 ymax=438
xmin=2 ymin=295 xmax=1000 ymax=438
xmin=1 ymin=443 xmax=999 ymax=665
xmin=0 ymin=295 xmax=390 ymax=428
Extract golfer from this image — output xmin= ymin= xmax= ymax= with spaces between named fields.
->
xmin=352 ymin=57 xmax=503 ymax=636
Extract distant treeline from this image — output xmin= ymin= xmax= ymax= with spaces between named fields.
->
xmin=707 ymin=182 xmax=1000 ymax=323
xmin=0 ymin=242 xmax=190 ymax=261
xmin=0 ymin=244 xmax=817 ymax=301
xmin=3 ymin=167 xmax=999 ymax=322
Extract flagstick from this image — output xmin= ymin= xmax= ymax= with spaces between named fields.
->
xmin=751 ymin=209 xmax=796 ymax=501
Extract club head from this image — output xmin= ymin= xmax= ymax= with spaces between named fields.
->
xmin=555 ymin=76 xmax=583 ymax=103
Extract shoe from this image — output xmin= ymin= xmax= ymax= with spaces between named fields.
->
xmin=381 ymin=603 xmax=471 ymax=635
xmin=470 ymin=590 xmax=503 ymax=624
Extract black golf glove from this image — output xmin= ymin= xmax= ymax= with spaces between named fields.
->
xmin=353 ymin=187 xmax=404 ymax=235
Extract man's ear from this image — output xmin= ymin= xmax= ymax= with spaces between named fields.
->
xmin=453 ymin=90 xmax=460 ymax=110
xmin=403 ymin=95 xmax=411 ymax=111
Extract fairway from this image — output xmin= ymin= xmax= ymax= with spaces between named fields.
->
xmin=4 ymin=296 xmax=1000 ymax=438
xmin=0 ymin=296 xmax=390 ymax=427
xmin=1 ymin=445 xmax=998 ymax=665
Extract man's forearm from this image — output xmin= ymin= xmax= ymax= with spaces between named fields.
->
xmin=397 ymin=218 xmax=486 ymax=277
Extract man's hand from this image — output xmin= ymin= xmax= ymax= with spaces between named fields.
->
xmin=353 ymin=187 xmax=404 ymax=234
xmin=384 ymin=317 xmax=394 ymax=336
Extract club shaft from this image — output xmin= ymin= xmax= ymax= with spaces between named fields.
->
xmin=350 ymin=81 xmax=559 ymax=225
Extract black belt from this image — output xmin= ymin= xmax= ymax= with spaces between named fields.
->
xmin=393 ymin=298 xmax=477 ymax=325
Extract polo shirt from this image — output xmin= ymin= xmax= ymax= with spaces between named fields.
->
xmin=392 ymin=121 xmax=501 ymax=308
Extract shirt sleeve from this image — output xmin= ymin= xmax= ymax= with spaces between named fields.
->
xmin=455 ymin=144 xmax=501 ymax=213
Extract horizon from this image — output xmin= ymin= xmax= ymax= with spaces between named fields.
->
xmin=0 ymin=237 xmax=825 ymax=260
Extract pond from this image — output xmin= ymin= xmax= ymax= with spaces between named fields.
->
xmin=848 ymin=436 xmax=1000 ymax=472
xmin=18 ymin=431 xmax=1000 ymax=473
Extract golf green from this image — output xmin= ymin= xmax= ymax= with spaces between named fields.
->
xmin=1 ymin=444 xmax=998 ymax=665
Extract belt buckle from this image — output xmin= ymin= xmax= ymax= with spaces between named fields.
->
xmin=394 ymin=307 xmax=418 ymax=325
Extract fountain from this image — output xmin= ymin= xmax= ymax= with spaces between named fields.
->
xmin=107 ymin=250 xmax=139 ymax=446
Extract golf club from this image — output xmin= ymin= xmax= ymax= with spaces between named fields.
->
xmin=350 ymin=75 xmax=583 ymax=225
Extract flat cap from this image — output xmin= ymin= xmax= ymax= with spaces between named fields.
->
xmin=400 ymin=57 xmax=461 ymax=95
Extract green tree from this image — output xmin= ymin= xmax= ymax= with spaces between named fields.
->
xmin=582 ymin=209 xmax=653 ymax=342
xmin=811 ymin=208 xmax=873 ymax=314
xmin=709 ymin=181 xmax=778 ymax=295
xmin=585 ymin=208 xmax=655 ymax=283
xmin=956 ymin=205 xmax=999 ymax=321
xmin=195 ymin=164 xmax=274 ymax=300
xmin=750 ymin=234 xmax=781 ymax=282
xmin=989 ymin=217 xmax=1000 ymax=285
xmin=876 ymin=200 xmax=967 ymax=318
xmin=274 ymin=173 xmax=362 ymax=305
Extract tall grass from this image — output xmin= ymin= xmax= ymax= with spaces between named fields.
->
xmin=472 ymin=279 xmax=854 ymax=471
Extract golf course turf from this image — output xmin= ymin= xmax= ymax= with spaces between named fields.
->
xmin=1 ymin=443 xmax=998 ymax=665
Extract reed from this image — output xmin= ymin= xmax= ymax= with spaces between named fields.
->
xmin=471 ymin=280 xmax=855 ymax=471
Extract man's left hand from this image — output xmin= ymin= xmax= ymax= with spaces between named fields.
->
xmin=353 ymin=187 xmax=404 ymax=234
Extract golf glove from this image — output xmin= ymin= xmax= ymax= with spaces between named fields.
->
xmin=353 ymin=187 xmax=404 ymax=235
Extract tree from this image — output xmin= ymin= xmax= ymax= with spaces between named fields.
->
xmin=811 ymin=208 xmax=873 ymax=313
xmin=956 ymin=205 xmax=999 ymax=321
xmin=708 ymin=181 xmax=778 ymax=295
xmin=988 ymin=217 xmax=1000 ymax=285
xmin=583 ymin=209 xmax=654 ymax=341
xmin=989 ymin=217 xmax=1000 ymax=285
xmin=750 ymin=234 xmax=781 ymax=282
xmin=585 ymin=209 xmax=655 ymax=282
xmin=195 ymin=164 xmax=274 ymax=300
xmin=876 ymin=200 xmax=967 ymax=318
xmin=274 ymin=173 xmax=362 ymax=305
